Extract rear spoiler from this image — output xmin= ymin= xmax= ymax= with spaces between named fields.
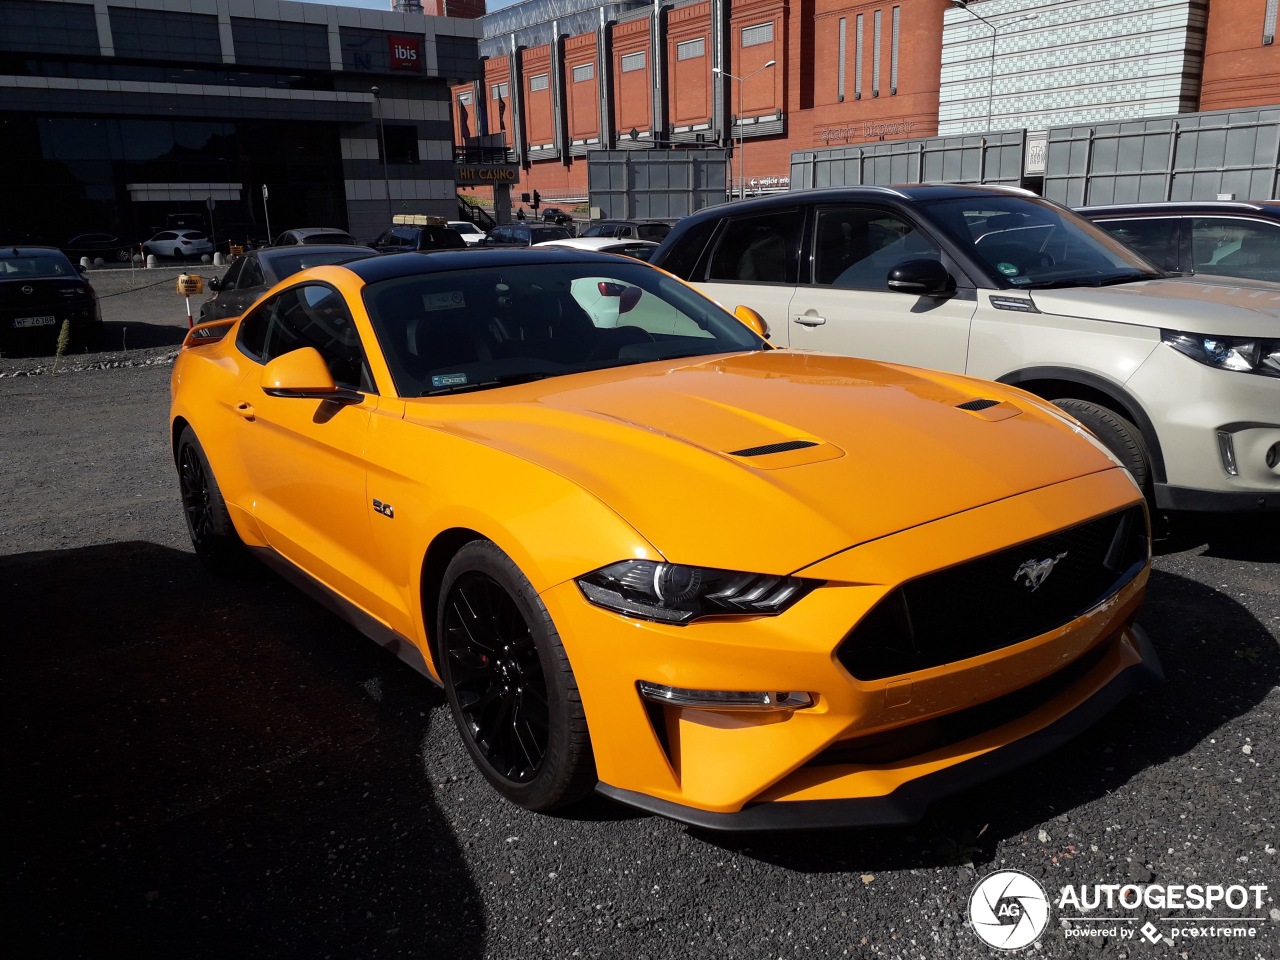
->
xmin=182 ymin=317 xmax=237 ymax=348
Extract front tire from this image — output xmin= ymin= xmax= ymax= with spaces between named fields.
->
xmin=177 ymin=426 xmax=248 ymax=576
xmin=1052 ymin=398 xmax=1152 ymax=494
xmin=438 ymin=540 xmax=596 ymax=811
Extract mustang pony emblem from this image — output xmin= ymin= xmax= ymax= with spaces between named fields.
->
xmin=1013 ymin=552 xmax=1068 ymax=591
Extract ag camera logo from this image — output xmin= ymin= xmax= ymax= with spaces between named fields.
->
xmin=969 ymin=870 xmax=1050 ymax=950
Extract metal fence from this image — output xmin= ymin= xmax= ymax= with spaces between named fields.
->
xmin=790 ymin=130 xmax=1027 ymax=190
xmin=586 ymin=148 xmax=729 ymax=219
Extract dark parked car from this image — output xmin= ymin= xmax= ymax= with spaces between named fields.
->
xmin=198 ymin=244 xmax=377 ymax=323
xmin=0 ymin=246 xmax=102 ymax=355
xmin=1076 ymin=200 xmax=1280 ymax=283
xmin=579 ymin=219 xmax=675 ymax=243
xmin=541 ymin=207 xmax=574 ymax=226
xmin=60 ymin=232 xmax=138 ymax=264
xmin=370 ymin=224 xmax=467 ymax=254
xmin=482 ymin=223 xmax=573 ymax=247
xmin=272 ymin=227 xmax=358 ymax=246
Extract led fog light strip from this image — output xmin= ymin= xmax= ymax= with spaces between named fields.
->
xmin=638 ymin=681 xmax=813 ymax=712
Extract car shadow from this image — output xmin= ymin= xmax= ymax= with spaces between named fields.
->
xmin=0 ymin=541 xmax=484 ymax=960
xmin=683 ymin=567 xmax=1277 ymax=869
xmin=1155 ymin=511 xmax=1280 ymax=561
xmin=100 ymin=319 xmax=192 ymax=351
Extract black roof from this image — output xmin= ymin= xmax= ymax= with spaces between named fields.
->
xmin=256 ymin=244 xmax=374 ymax=264
xmin=341 ymin=248 xmax=637 ymax=284
xmin=675 ymin=184 xmax=1046 ymax=224
xmin=1 ymin=245 xmax=73 ymax=260
xmin=1077 ymin=200 xmax=1280 ymax=218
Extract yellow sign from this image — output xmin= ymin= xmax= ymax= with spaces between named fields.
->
xmin=176 ymin=274 xmax=203 ymax=296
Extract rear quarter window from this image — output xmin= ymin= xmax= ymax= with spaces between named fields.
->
xmin=653 ymin=217 xmax=718 ymax=280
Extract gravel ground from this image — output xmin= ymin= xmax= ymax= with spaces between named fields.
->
xmin=1 ymin=277 xmax=1277 ymax=960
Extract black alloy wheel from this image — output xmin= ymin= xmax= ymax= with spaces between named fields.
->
xmin=176 ymin=426 xmax=247 ymax=576
xmin=439 ymin=540 xmax=595 ymax=811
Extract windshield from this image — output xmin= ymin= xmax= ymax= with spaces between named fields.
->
xmin=363 ymin=260 xmax=768 ymax=397
xmin=0 ymin=252 xmax=75 ymax=278
xmin=925 ymin=196 xmax=1163 ymax=288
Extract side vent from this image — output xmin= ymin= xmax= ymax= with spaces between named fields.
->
xmin=729 ymin=440 xmax=819 ymax=457
xmin=956 ymin=398 xmax=1001 ymax=412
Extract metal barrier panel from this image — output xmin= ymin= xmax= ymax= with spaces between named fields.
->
xmin=1043 ymin=106 xmax=1280 ymax=205
xmin=790 ymin=130 xmax=1026 ymax=189
xmin=586 ymin=149 xmax=729 ymax=219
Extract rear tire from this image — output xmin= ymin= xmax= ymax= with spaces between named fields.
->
xmin=438 ymin=540 xmax=596 ymax=812
xmin=177 ymin=426 xmax=249 ymax=576
xmin=1052 ymin=398 xmax=1152 ymax=495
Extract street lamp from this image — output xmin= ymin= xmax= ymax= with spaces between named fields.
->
xmin=713 ymin=59 xmax=776 ymax=200
xmin=950 ymin=2 xmax=1037 ymax=134
xmin=371 ymin=86 xmax=392 ymax=223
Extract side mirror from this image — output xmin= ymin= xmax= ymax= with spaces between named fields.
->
xmin=207 ymin=276 xmax=222 ymax=292
xmin=734 ymin=305 xmax=771 ymax=340
xmin=886 ymin=259 xmax=955 ymax=297
xmin=261 ymin=347 xmax=363 ymax=405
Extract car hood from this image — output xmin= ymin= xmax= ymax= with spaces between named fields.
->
xmin=404 ymin=352 xmax=1123 ymax=574
xmin=1026 ymin=276 xmax=1280 ymax=337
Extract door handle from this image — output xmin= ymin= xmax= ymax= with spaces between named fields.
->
xmin=793 ymin=313 xmax=827 ymax=327
xmin=235 ymin=402 xmax=255 ymax=421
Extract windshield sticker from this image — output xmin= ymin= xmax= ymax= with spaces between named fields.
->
xmin=431 ymin=373 xmax=468 ymax=388
xmin=996 ymin=262 xmax=1020 ymax=276
xmin=423 ymin=291 xmax=466 ymax=312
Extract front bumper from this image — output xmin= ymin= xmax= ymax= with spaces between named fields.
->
xmin=542 ymin=469 xmax=1157 ymax=827
xmin=598 ymin=624 xmax=1160 ymax=831
xmin=1129 ymin=344 xmax=1280 ymax=508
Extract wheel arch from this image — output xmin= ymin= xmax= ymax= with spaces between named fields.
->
xmin=996 ymin=366 xmax=1167 ymax=484
xmin=170 ymin=415 xmax=192 ymax=466
xmin=419 ymin=526 xmax=488 ymax=670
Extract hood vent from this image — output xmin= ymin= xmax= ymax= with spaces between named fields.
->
xmin=729 ymin=439 xmax=819 ymax=458
xmin=956 ymin=398 xmax=1001 ymax=412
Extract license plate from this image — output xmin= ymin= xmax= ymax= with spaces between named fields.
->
xmin=14 ymin=315 xmax=57 ymax=328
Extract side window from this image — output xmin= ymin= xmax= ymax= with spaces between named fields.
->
xmin=219 ymin=258 xmax=245 ymax=291
xmin=706 ymin=210 xmax=802 ymax=284
xmin=1097 ymin=218 xmax=1178 ymax=270
xmin=814 ymin=207 xmax=939 ymax=289
xmin=238 ymin=258 xmax=264 ymax=288
xmin=238 ymin=284 xmax=371 ymax=391
xmin=1192 ymin=218 xmax=1280 ymax=280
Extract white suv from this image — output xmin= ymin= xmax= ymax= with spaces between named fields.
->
xmin=650 ymin=185 xmax=1280 ymax=513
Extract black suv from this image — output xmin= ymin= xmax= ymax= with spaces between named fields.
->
xmin=1076 ymin=200 xmax=1280 ymax=283
xmin=481 ymin=223 xmax=573 ymax=247
xmin=371 ymin=225 xmax=467 ymax=254
xmin=541 ymin=207 xmax=574 ymax=226
xmin=579 ymin=219 xmax=675 ymax=242
xmin=0 ymin=246 xmax=102 ymax=355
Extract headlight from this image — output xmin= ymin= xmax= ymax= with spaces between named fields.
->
xmin=576 ymin=560 xmax=819 ymax=624
xmin=1163 ymin=331 xmax=1280 ymax=377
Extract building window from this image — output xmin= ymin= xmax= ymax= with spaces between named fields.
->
xmin=1267 ymin=0 xmax=1279 ymax=44
xmin=384 ymin=124 xmax=419 ymax=165
xmin=891 ymin=6 xmax=900 ymax=94
xmin=491 ymin=82 xmax=508 ymax=99
xmin=677 ymin=38 xmax=705 ymax=61
xmin=621 ymin=51 xmax=646 ymax=72
xmin=573 ymin=63 xmax=594 ymax=83
xmin=872 ymin=9 xmax=882 ymax=98
xmin=855 ymin=14 xmax=863 ymax=100
xmin=742 ymin=23 xmax=773 ymax=48
xmin=529 ymin=73 xmax=549 ymax=92
xmin=838 ymin=18 xmax=847 ymax=102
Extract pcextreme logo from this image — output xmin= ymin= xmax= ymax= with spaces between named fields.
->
xmin=966 ymin=873 xmax=1272 ymax=950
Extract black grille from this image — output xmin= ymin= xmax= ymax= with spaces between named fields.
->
xmin=837 ymin=505 xmax=1147 ymax=681
xmin=956 ymin=397 xmax=1001 ymax=411
xmin=728 ymin=439 xmax=818 ymax=457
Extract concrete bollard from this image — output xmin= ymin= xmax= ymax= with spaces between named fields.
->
xmin=80 ymin=256 xmax=91 ymax=269
xmin=146 ymin=254 xmax=157 ymax=269
xmin=201 ymin=254 xmax=211 ymax=264
xmin=213 ymin=252 xmax=224 ymax=266
xmin=93 ymin=257 xmax=105 ymax=268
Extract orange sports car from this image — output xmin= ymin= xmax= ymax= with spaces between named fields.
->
xmin=169 ymin=249 xmax=1160 ymax=829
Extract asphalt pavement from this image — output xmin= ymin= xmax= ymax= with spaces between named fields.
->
xmin=1 ymin=281 xmax=1277 ymax=960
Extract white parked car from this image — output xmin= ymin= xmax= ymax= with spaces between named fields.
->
xmin=446 ymin=221 xmax=488 ymax=245
xmin=533 ymin=236 xmax=659 ymax=260
xmin=143 ymin=229 xmax=214 ymax=259
xmin=651 ymin=184 xmax=1280 ymax=515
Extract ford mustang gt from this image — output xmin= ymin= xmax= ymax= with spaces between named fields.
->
xmin=169 ymin=249 xmax=1160 ymax=829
